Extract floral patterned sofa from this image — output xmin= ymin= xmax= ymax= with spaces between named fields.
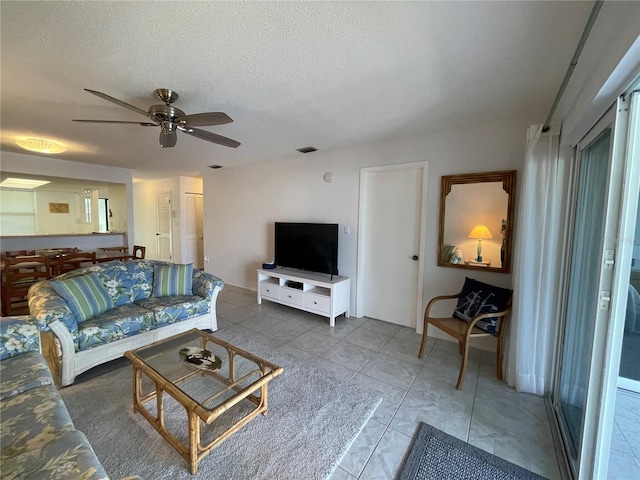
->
xmin=0 ymin=315 xmax=111 ymax=479
xmin=28 ymin=259 xmax=224 ymax=387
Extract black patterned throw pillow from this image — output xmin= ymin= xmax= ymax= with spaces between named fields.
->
xmin=452 ymin=277 xmax=512 ymax=334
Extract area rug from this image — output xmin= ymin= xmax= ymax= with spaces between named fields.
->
xmin=398 ymin=422 xmax=548 ymax=480
xmin=59 ymin=338 xmax=381 ymax=480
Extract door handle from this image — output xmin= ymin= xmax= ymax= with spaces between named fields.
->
xmin=412 ymin=255 xmax=419 ymax=261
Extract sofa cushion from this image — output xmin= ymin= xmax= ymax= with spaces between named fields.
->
xmin=136 ymin=295 xmax=209 ymax=326
xmin=76 ymin=303 xmax=154 ymax=351
xmin=452 ymin=277 xmax=512 ymax=334
xmin=50 ymin=274 xmax=115 ymax=323
xmin=153 ymin=263 xmax=193 ymax=297
xmin=0 ymin=383 xmax=75 ymax=457
xmin=126 ymin=260 xmax=155 ymax=301
xmin=1 ymin=429 xmax=110 ymax=480
xmin=0 ymin=351 xmax=54 ymax=400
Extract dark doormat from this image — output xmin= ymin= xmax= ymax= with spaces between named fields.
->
xmin=398 ymin=423 xmax=549 ymax=480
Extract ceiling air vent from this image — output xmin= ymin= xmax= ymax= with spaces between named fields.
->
xmin=208 ymin=165 xmax=224 ymax=169
xmin=297 ymin=146 xmax=317 ymax=154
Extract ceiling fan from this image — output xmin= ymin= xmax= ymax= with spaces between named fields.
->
xmin=73 ymin=88 xmax=240 ymax=148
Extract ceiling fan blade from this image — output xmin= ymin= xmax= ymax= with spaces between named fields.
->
xmin=159 ymin=130 xmax=177 ymax=148
xmin=73 ymin=119 xmax=157 ymax=126
xmin=176 ymin=112 xmax=233 ymax=127
xmin=84 ymin=89 xmax=156 ymax=120
xmin=178 ymin=126 xmax=240 ymax=148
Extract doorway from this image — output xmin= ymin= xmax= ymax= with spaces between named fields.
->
xmin=356 ymin=162 xmax=428 ymax=328
xmin=98 ymin=198 xmax=110 ymax=232
xmin=184 ymin=193 xmax=204 ymax=269
xmin=156 ymin=192 xmax=172 ymax=261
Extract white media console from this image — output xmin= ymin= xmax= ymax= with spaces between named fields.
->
xmin=257 ymin=268 xmax=350 ymax=326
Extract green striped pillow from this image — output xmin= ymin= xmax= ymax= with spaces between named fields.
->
xmin=153 ymin=264 xmax=193 ymax=297
xmin=50 ymin=273 xmax=115 ymax=323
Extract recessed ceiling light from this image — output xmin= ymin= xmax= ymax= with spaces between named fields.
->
xmin=16 ymin=137 xmax=67 ymax=154
xmin=0 ymin=177 xmax=51 ymax=189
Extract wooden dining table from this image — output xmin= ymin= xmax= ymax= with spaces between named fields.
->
xmin=1 ymin=251 xmax=137 ymax=272
xmin=95 ymin=251 xmax=136 ymax=262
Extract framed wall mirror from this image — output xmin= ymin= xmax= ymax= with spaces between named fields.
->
xmin=438 ymin=170 xmax=516 ymax=273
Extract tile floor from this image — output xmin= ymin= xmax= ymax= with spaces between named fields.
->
xmin=609 ymin=389 xmax=640 ymax=480
xmin=215 ymin=285 xmax=640 ymax=479
xmin=215 ymin=285 xmax=563 ymax=479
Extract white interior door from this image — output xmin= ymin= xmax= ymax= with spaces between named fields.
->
xmin=184 ymin=193 xmax=204 ymax=269
xmin=357 ymin=162 xmax=428 ymax=328
xmin=196 ymin=194 xmax=204 ymax=269
xmin=156 ymin=192 xmax=172 ymax=261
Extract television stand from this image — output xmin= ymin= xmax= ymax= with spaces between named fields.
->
xmin=257 ymin=268 xmax=350 ymax=327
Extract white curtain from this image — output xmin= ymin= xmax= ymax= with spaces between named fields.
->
xmin=506 ymin=124 xmax=573 ymax=395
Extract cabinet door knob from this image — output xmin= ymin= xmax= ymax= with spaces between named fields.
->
xmin=412 ymin=255 xmax=419 ymax=261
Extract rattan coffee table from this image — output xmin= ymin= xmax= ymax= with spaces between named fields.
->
xmin=124 ymin=329 xmax=283 ymax=474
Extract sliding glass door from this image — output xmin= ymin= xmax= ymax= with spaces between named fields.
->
xmin=618 ymin=190 xmax=640 ymax=393
xmin=553 ymin=91 xmax=639 ymax=479
xmin=556 ymin=120 xmax=612 ymax=468
xmin=557 ymin=117 xmax=612 ymax=469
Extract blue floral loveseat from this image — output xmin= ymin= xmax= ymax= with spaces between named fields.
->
xmin=0 ymin=315 xmax=111 ymax=479
xmin=28 ymin=259 xmax=224 ymax=387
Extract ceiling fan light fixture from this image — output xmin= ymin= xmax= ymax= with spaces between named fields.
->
xmin=16 ymin=137 xmax=67 ymax=154
xmin=76 ymin=88 xmax=240 ymax=149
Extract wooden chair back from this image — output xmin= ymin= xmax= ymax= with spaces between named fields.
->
xmin=132 ymin=245 xmax=146 ymax=259
xmin=57 ymin=252 xmax=97 ymax=275
xmin=1 ymin=250 xmax=35 ymax=259
xmin=1 ymin=255 xmax=51 ymax=316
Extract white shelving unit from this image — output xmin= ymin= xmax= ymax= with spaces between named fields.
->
xmin=257 ymin=268 xmax=350 ymax=326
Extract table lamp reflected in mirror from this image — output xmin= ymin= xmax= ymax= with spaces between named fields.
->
xmin=468 ymin=224 xmax=493 ymax=262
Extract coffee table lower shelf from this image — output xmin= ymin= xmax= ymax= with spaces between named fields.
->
xmin=125 ymin=329 xmax=283 ymax=474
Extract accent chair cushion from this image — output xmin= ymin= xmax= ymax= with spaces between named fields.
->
xmin=50 ymin=273 xmax=115 ymax=323
xmin=452 ymin=277 xmax=512 ymax=334
xmin=153 ymin=263 xmax=194 ymax=297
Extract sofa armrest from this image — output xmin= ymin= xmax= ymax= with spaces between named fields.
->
xmin=28 ymin=280 xmax=79 ymax=337
xmin=0 ymin=315 xmax=44 ymax=360
xmin=192 ymin=269 xmax=224 ymax=300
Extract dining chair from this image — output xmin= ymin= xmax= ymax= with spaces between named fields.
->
xmin=132 ymin=245 xmax=146 ymax=259
xmin=1 ymin=250 xmax=35 ymax=259
xmin=57 ymin=252 xmax=97 ymax=275
xmin=418 ymin=277 xmax=513 ymax=389
xmin=1 ymin=255 xmax=51 ymax=316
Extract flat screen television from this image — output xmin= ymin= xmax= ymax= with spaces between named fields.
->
xmin=274 ymin=222 xmax=339 ymax=275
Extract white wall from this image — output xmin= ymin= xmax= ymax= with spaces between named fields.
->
xmin=133 ymin=176 xmax=203 ymax=262
xmin=0 ymin=151 xmax=135 ymax=245
xmin=35 ymin=190 xmax=93 ymax=234
xmin=203 ymin=117 xmax=529 ymax=325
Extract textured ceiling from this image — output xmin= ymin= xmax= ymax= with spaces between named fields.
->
xmin=0 ymin=1 xmax=593 ymax=180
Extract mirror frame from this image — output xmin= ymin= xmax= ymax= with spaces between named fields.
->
xmin=437 ymin=170 xmax=516 ymax=273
